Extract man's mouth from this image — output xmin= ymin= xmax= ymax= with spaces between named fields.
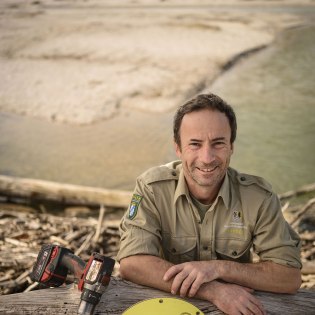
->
xmin=196 ymin=166 xmax=218 ymax=173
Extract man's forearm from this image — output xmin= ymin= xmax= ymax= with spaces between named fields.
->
xmin=120 ymin=255 xmax=267 ymax=315
xmin=218 ymin=260 xmax=301 ymax=294
xmin=164 ymin=259 xmax=301 ymax=297
xmin=120 ymin=255 xmax=173 ymax=292
xmin=119 ymin=255 xmax=216 ymax=301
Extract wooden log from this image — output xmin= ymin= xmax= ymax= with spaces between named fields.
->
xmin=0 ymin=277 xmax=315 ymax=315
xmin=0 ymin=174 xmax=132 ymax=208
xmin=302 ymin=260 xmax=315 ymax=275
xmin=300 ymin=231 xmax=315 ymax=241
xmin=278 ymin=183 xmax=315 ymax=200
xmin=289 ymin=197 xmax=315 ymax=228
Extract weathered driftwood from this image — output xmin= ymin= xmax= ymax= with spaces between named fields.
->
xmin=0 ymin=277 xmax=314 ymax=315
xmin=0 ymin=174 xmax=313 ymax=211
xmin=289 ymin=198 xmax=315 ymax=228
xmin=0 ymin=174 xmax=132 ymax=208
xmin=302 ymin=261 xmax=315 ymax=275
xmin=0 ymin=181 xmax=315 ymax=296
xmin=0 ymin=208 xmax=121 ymax=295
xmin=278 ymin=183 xmax=315 ymax=200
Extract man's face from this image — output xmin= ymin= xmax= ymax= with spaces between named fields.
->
xmin=175 ymin=109 xmax=233 ymax=191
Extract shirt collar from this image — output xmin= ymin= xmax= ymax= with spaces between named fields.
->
xmin=174 ymin=164 xmax=231 ymax=209
xmin=174 ymin=165 xmax=189 ymax=204
xmin=217 ymin=170 xmax=230 ymax=209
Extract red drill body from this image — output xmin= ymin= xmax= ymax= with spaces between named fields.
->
xmin=31 ymin=244 xmax=115 ymax=315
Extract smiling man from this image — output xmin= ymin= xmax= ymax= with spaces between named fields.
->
xmin=117 ymin=93 xmax=302 ymax=315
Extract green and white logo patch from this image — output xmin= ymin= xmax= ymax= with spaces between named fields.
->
xmin=128 ymin=194 xmax=143 ymax=220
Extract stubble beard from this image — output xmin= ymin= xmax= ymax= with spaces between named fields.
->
xmin=187 ymin=162 xmax=224 ymax=188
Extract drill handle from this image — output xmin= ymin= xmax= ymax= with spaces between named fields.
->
xmin=31 ymin=244 xmax=86 ymax=287
xmin=61 ymin=251 xmax=86 ymax=280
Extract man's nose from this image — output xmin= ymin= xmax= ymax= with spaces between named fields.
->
xmin=200 ymin=145 xmax=215 ymax=164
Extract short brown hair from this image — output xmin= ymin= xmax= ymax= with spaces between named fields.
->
xmin=173 ymin=93 xmax=237 ymax=146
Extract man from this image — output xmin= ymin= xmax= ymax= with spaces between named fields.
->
xmin=117 ymin=93 xmax=301 ymax=315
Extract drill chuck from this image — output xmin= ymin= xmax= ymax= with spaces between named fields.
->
xmin=31 ymin=245 xmax=115 ymax=315
xmin=77 ymin=288 xmax=102 ymax=315
xmin=77 ymin=299 xmax=97 ymax=315
xmin=77 ymin=253 xmax=115 ymax=315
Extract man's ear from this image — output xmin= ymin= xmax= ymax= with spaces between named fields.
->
xmin=174 ymin=141 xmax=182 ymax=159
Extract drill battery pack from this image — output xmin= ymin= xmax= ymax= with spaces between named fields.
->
xmin=31 ymin=244 xmax=72 ymax=287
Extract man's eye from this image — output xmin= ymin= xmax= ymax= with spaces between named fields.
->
xmin=214 ymin=142 xmax=225 ymax=147
xmin=190 ymin=143 xmax=200 ymax=147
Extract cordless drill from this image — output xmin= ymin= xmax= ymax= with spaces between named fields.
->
xmin=31 ymin=244 xmax=115 ymax=315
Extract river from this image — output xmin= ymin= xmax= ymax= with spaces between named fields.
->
xmin=210 ymin=24 xmax=315 ymax=193
xmin=0 ymin=24 xmax=314 ymax=194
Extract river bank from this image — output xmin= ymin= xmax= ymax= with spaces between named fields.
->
xmin=0 ymin=0 xmax=314 ymax=191
xmin=1 ymin=0 xmax=314 ymax=301
xmin=1 ymin=0 xmax=313 ymax=124
xmin=1 ymin=180 xmax=314 ymax=295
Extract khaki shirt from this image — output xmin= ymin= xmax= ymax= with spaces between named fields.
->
xmin=118 ymin=161 xmax=301 ymax=269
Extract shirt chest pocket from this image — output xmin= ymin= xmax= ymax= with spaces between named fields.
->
xmin=162 ymin=235 xmax=197 ymax=264
xmin=215 ymin=238 xmax=252 ymax=263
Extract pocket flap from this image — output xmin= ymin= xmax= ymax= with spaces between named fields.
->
xmin=216 ymin=238 xmax=252 ymax=262
xmin=166 ymin=236 xmax=197 ymax=255
xmin=162 ymin=235 xmax=197 ymax=264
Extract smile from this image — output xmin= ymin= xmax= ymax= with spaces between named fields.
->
xmin=196 ymin=166 xmax=218 ymax=173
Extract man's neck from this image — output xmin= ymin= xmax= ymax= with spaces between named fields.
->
xmin=187 ymin=179 xmax=223 ymax=205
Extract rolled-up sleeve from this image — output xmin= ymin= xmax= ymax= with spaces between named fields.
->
xmin=117 ymin=178 xmax=162 ymax=262
xmin=253 ymin=192 xmax=302 ymax=269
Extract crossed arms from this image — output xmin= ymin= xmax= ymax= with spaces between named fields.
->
xmin=120 ymin=254 xmax=301 ymax=315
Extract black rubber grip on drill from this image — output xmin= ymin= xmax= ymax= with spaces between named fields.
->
xmin=80 ymin=289 xmax=102 ymax=305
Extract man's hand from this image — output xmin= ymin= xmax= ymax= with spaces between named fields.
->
xmin=121 ymin=256 xmax=267 ymax=315
xmin=211 ymin=282 xmax=266 ymax=315
xmin=163 ymin=261 xmax=220 ymax=297
xmin=163 ymin=262 xmax=267 ymax=315
xmin=164 ymin=259 xmax=301 ymax=296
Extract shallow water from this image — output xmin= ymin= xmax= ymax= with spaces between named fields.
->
xmin=0 ymin=25 xmax=314 ymax=193
xmin=210 ymin=25 xmax=315 ymax=193
xmin=0 ymin=109 xmax=175 ymax=190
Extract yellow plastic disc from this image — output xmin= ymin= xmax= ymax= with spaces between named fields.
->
xmin=123 ymin=297 xmax=204 ymax=315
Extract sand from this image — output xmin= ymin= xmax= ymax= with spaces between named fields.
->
xmin=0 ymin=0 xmax=312 ymax=125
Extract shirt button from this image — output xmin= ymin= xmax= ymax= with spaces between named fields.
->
xmin=203 ymin=246 xmax=208 ymax=250
xmin=172 ymin=171 xmax=177 ymax=176
xmin=171 ymin=248 xmax=176 ymax=253
xmin=240 ymin=176 xmax=246 ymax=181
xmin=232 ymin=251 xmax=238 ymax=256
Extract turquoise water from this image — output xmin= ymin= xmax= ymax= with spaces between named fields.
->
xmin=0 ymin=25 xmax=314 ymax=193
xmin=211 ymin=25 xmax=315 ymax=193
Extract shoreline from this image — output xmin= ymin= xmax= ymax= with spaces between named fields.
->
xmin=210 ymin=21 xmax=310 ymax=88
xmin=1 ymin=178 xmax=315 ymax=295
xmin=0 ymin=1 xmax=314 ymax=193
xmin=0 ymin=0 xmax=313 ymax=125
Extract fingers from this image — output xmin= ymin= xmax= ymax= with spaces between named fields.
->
xmin=247 ymin=294 xmax=266 ymax=315
xmin=238 ymin=291 xmax=266 ymax=315
xmin=242 ymin=286 xmax=255 ymax=293
xmin=163 ymin=264 xmax=182 ymax=282
xmin=163 ymin=264 xmax=187 ymax=294
xmin=213 ymin=283 xmax=266 ymax=315
xmin=239 ymin=302 xmax=265 ymax=315
xmin=178 ymin=270 xmax=196 ymax=296
xmin=163 ymin=264 xmax=205 ymax=297
xmin=188 ymin=274 xmax=205 ymax=297
xmin=170 ymin=266 xmax=191 ymax=295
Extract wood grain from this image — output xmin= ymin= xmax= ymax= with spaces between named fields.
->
xmin=0 ymin=277 xmax=315 ymax=315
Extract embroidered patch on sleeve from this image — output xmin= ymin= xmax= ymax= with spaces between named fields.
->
xmin=128 ymin=194 xmax=143 ymax=220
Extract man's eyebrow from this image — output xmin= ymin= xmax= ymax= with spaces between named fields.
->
xmin=189 ymin=137 xmax=228 ymax=143
xmin=212 ymin=137 xmax=227 ymax=142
